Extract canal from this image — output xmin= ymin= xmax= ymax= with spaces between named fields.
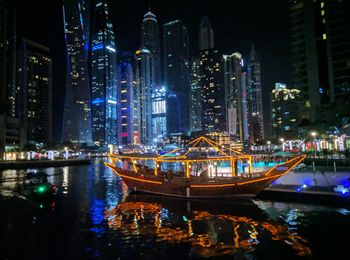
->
xmin=1 ymin=159 xmax=349 ymax=259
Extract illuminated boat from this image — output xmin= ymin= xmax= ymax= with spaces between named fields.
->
xmin=105 ymin=136 xmax=306 ymax=198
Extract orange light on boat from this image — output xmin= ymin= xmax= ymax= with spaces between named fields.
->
xmin=105 ymin=162 xmax=162 ymax=185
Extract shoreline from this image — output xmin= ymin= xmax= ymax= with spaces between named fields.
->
xmin=0 ymin=159 xmax=91 ymax=170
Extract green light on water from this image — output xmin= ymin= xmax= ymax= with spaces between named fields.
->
xmin=36 ymin=185 xmax=48 ymax=194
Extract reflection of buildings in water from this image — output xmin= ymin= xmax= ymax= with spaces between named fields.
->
xmin=0 ymin=169 xmax=25 ymax=196
xmin=104 ymin=168 xmax=128 ymax=211
xmin=253 ymin=200 xmax=334 ymax=226
xmin=89 ymin=167 xmax=129 ymax=235
xmin=105 ymin=201 xmax=311 ymax=258
xmin=45 ymin=167 xmax=56 ymax=184
xmin=62 ymin=167 xmax=69 ymax=195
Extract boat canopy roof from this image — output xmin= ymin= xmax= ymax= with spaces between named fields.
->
xmin=110 ymin=136 xmax=252 ymax=162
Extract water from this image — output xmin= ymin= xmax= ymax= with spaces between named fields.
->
xmin=1 ymin=159 xmax=349 ymax=259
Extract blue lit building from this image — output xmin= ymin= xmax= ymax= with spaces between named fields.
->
xmin=163 ymin=20 xmax=190 ymax=135
xmin=62 ymin=0 xmax=92 ymax=144
xmin=152 ymin=87 xmax=167 ymax=143
xmin=90 ymin=0 xmax=117 ymax=147
xmin=117 ymin=53 xmax=137 ymax=145
xmin=135 ymin=48 xmax=152 ymax=145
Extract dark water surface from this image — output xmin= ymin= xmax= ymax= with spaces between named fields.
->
xmin=1 ymin=159 xmax=349 ymax=259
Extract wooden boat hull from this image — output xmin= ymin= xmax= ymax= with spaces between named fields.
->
xmin=105 ymin=155 xmax=306 ymax=198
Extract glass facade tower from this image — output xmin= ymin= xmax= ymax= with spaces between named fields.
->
xmin=163 ymin=20 xmax=190 ymax=135
xmin=247 ymin=45 xmax=264 ymax=143
xmin=90 ymin=0 xmax=117 ymax=147
xmin=199 ymin=16 xmax=215 ymax=51
xmin=141 ymin=10 xmax=161 ymax=87
xmin=62 ymin=0 xmax=92 ymax=144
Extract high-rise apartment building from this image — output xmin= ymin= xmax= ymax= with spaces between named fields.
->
xmin=0 ymin=0 xmax=18 ymax=154
xmin=199 ymin=49 xmax=225 ymax=133
xmin=117 ymin=53 xmax=136 ymax=145
xmin=62 ymin=0 xmax=92 ymax=144
xmin=17 ymin=39 xmax=52 ymax=145
xmin=199 ymin=16 xmax=214 ymax=51
xmin=163 ymin=20 xmax=190 ymax=135
xmin=90 ymin=0 xmax=117 ymax=147
xmin=247 ymin=45 xmax=264 ymax=143
xmin=141 ymin=10 xmax=161 ymax=87
xmin=271 ymin=83 xmax=300 ymax=140
xmin=289 ymin=0 xmax=350 ymax=122
xmin=135 ymin=48 xmax=152 ymax=144
xmin=190 ymin=58 xmax=202 ymax=132
xmin=223 ymin=52 xmax=248 ymax=141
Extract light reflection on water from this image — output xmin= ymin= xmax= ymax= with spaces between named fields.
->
xmin=1 ymin=159 xmax=350 ymax=259
xmin=104 ymin=200 xmax=311 ymax=258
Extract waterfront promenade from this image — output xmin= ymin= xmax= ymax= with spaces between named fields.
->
xmin=0 ymin=158 xmax=91 ymax=170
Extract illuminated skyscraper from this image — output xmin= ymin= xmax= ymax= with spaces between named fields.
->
xmin=190 ymin=58 xmax=202 ymax=132
xmin=223 ymin=52 xmax=248 ymax=141
xmin=199 ymin=16 xmax=214 ymax=51
xmin=163 ymin=20 xmax=190 ymax=134
xmin=17 ymin=39 xmax=52 ymax=145
xmin=152 ymin=87 xmax=167 ymax=143
xmin=271 ymin=83 xmax=300 ymax=140
xmin=90 ymin=0 xmax=117 ymax=147
xmin=62 ymin=0 xmax=92 ymax=144
xmin=247 ymin=45 xmax=264 ymax=143
xmin=141 ymin=10 xmax=161 ymax=87
xmin=199 ymin=49 xmax=225 ymax=133
xmin=117 ymin=53 xmax=136 ymax=145
xmin=135 ymin=48 xmax=152 ymax=144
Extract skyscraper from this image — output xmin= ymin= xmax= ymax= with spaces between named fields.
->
xmin=0 ymin=0 xmax=17 ymax=154
xmin=190 ymin=58 xmax=202 ymax=132
xmin=141 ymin=10 xmax=161 ymax=87
xmin=271 ymin=83 xmax=300 ymax=140
xmin=117 ymin=53 xmax=136 ymax=145
xmin=17 ymin=39 xmax=52 ymax=145
xmin=151 ymin=87 xmax=167 ymax=143
xmin=199 ymin=49 xmax=225 ymax=133
xmin=223 ymin=52 xmax=248 ymax=141
xmin=135 ymin=48 xmax=152 ymax=144
xmin=163 ymin=20 xmax=190 ymax=135
xmin=247 ymin=45 xmax=264 ymax=143
xmin=289 ymin=0 xmax=350 ymax=122
xmin=62 ymin=0 xmax=92 ymax=144
xmin=90 ymin=0 xmax=117 ymax=147
xmin=199 ymin=16 xmax=214 ymax=51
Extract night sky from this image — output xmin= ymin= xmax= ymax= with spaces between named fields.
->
xmin=12 ymin=0 xmax=291 ymax=142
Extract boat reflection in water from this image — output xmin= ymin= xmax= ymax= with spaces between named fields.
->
xmin=105 ymin=195 xmax=311 ymax=258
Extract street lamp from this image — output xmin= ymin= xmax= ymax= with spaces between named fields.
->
xmin=310 ymin=132 xmax=317 ymax=158
xmin=64 ymin=147 xmax=68 ymax=160
xmin=267 ymin=141 xmax=271 ymax=152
